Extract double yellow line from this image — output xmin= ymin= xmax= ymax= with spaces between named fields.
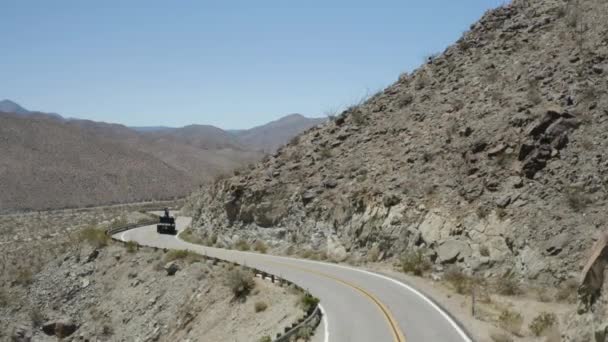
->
xmin=269 ymin=260 xmax=406 ymax=342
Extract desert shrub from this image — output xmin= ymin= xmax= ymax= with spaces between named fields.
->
xmin=299 ymin=293 xmax=320 ymax=313
xmin=498 ymin=309 xmax=523 ymax=336
xmin=0 ymin=288 xmax=8 ymax=306
xmin=253 ymin=240 xmax=268 ymax=254
xmin=254 ymin=301 xmax=268 ymax=313
xmin=565 ymin=186 xmax=589 ymax=212
xmin=555 ymin=279 xmax=579 ymax=303
xmin=495 ymin=272 xmax=522 ymax=296
xmin=125 ymin=241 xmax=138 ymax=253
xmin=367 ymin=245 xmax=380 ymax=262
xmin=476 ymin=206 xmax=490 ymax=219
xmin=299 ymin=249 xmax=314 ymax=259
xmin=225 ymin=268 xmax=255 ymax=299
xmin=529 ymin=312 xmax=557 ymax=337
xmin=15 ymin=268 xmax=34 ymax=286
xmin=400 ymin=249 xmax=432 ymax=276
xmin=178 ymin=229 xmax=205 ymax=245
xmin=234 ymin=239 xmax=250 ymax=251
xmin=526 ymin=79 xmax=542 ymax=105
xmin=479 ymin=245 xmax=490 ymax=257
xmin=79 ymin=226 xmax=110 ymax=248
xmin=259 ymin=336 xmax=272 ymax=342
xmin=164 ymin=250 xmax=201 ymax=264
xmin=444 ymin=267 xmax=478 ymax=294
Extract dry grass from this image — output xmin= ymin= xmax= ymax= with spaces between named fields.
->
xmin=529 ymin=312 xmax=557 ymax=337
xmin=79 ymin=226 xmax=110 ymax=248
xmin=400 ymin=249 xmax=432 ymax=276
xmin=253 ymin=240 xmax=268 ymax=254
xmin=164 ymin=250 xmax=202 ymax=264
xmin=234 ymin=239 xmax=251 ymax=251
xmin=498 ymin=309 xmax=523 ymax=336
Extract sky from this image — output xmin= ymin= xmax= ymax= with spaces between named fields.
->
xmin=0 ymin=0 xmax=506 ymax=129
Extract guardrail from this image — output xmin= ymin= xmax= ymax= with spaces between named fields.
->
xmin=106 ymin=221 xmax=322 ymax=342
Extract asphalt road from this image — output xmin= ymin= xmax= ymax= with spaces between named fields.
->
xmin=115 ymin=216 xmax=472 ymax=342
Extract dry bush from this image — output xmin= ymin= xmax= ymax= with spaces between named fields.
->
xmin=498 ymin=309 xmax=523 ymax=336
xmin=15 ymin=268 xmax=34 ymax=286
xmin=125 ymin=241 xmax=138 ymax=253
xmin=79 ymin=226 xmax=110 ymax=248
xmin=254 ymin=301 xmax=268 ymax=313
xmin=351 ymin=110 xmax=366 ymax=126
xmin=29 ymin=307 xmax=44 ymax=328
xmin=367 ymin=245 xmax=380 ymax=262
xmin=397 ymin=93 xmax=414 ymax=108
xmin=234 ymin=239 xmax=250 ymax=251
xmin=529 ymin=312 xmax=557 ymax=337
xmin=164 ymin=250 xmax=202 ymax=264
xmin=179 ymin=229 xmax=206 ymax=245
xmin=526 ymin=79 xmax=543 ymax=105
xmin=495 ymin=272 xmax=522 ymax=296
xmin=400 ymin=249 xmax=432 ymax=276
xmin=225 ymin=268 xmax=255 ymax=299
xmin=253 ymin=240 xmax=268 ymax=254
xmin=444 ymin=267 xmax=482 ymax=295
xmin=479 ymin=245 xmax=490 ymax=257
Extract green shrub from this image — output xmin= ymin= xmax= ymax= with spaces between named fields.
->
xmin=529 ymin=312 xmax=557 ymax=337
xmin=299 ymin=293 xmax=320 ymax=312
xmin=296 ymin=326 xmax=313 ymax=339
xmin=259 ymin=336 xmax=272 ymax=342
xmin=254 ymin=240 xmax=268 ymax=254
xmin=225 ymin=268 xmax=255 ymax=299
xmin=498 ymin=309 xmax=523 ymax=336
xmin=400 ymin=249 xmax=432 ymax=276
xmin=79 ymin=226 xmax=110 ymax=248
xmin=125 ymin=241 xmax=138 ymax=253
xmin=254 ymin=301 xmax=268 ymax=313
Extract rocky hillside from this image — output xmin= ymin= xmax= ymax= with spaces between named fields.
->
xmin=190 ymin=0 xmax=608 ymax=286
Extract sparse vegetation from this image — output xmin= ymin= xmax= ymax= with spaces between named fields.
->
xmin=529 ymin=312 xmax=557 ymax=337
xmin=400 ymin=249 xmax=432 ymax=276
xmin=299 ymin=293 xmax=320 ymax=313
xmin=234 ymin=239 xmax=251 ymax=251
xmin=253 ymin=240 xmax=268 ymax=254
xmin=319 ymin=146 xmax=332 ymax=159
xmin=444 ymin=267 xmax=480 ymax=295
xmin=79 ymin=226 xmax=110 ymax=248
xmin=254 ymin=301 xmax=268 ymax=313
xmin=498 ymin=309 xmax=523 ymax=336
xmin=225 ymin=268 xmax=255 ymax=299
xmin=164 ymin=249 xmax=202 ymax=264
xmin=125 ymin=240 xmax=138 ymax=253
xmin=495 ymin=271 xmax=522 ymax=296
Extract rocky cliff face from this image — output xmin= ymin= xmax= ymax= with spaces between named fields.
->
xmin=190 ymin=0 xmax=608 ymax=286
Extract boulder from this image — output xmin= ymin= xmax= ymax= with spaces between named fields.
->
xmin=437 ymin=240 xmax=471 ymax=264
xmin=327 ymin=235 xmax=348 ymax=262
xmin=418 ymin=212 xmax=447 ymax=245
xmin=164 ymin=261 xmax=180 ymax=276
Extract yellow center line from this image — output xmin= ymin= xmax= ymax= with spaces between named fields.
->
xmin=267 ymin=260 xmax=407 ymax=342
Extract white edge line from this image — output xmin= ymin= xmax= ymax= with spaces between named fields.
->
xmin=126 ymin=222 xmax=466 ymax=342
xmin=277 ymin=256 xmax=473 ymax=342
xmin=319 ymin=304 xmax=329 ymax=342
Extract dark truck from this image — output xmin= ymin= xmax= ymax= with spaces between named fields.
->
xmin=157 ymin=208 xmax=177 ymax=235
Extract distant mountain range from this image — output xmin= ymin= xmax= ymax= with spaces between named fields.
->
xmin=0 ymin=100 xmax=325 ymax=212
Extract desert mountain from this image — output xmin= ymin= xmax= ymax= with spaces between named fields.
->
xmin=190 ymin=0 xmax=607 ymax=296
xmin=0 ymin=103 xmax=321 ymax=212
xmin=232 ymin=114 xmax=326 ymax=153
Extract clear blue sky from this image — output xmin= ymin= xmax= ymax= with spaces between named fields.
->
xmin=0 ymin=0 xmax=505 ymax=129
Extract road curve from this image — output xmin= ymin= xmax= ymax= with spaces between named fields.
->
xmin=116 ymin=216 xmax=472 ymax=342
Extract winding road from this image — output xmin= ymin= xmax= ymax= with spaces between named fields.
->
xmin=115 ymin=215 xmax=472 ymax=342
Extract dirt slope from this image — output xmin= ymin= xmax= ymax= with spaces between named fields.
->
xmin=190 ymin=0 xmax=608 ymax=287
